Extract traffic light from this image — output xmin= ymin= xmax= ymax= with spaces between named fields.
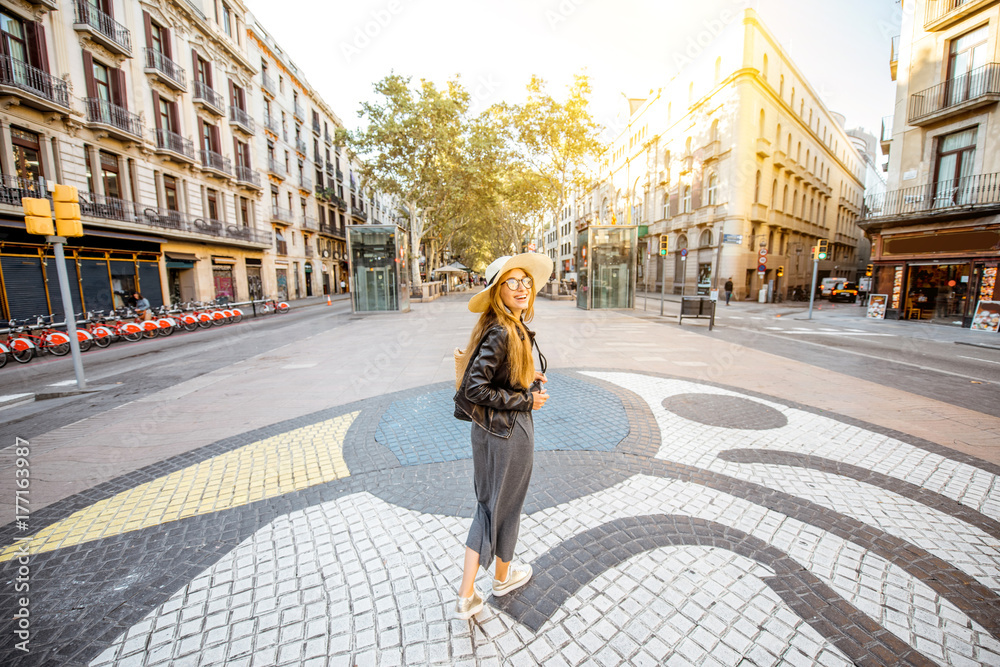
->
xmin=23 ymin=197 xmax=54 ymax=236
xmin=810 ymin=245 xmax=818 ymax=260
xmin=659 ymin=235 xmax=668 ymax=256
xmin=817 ymin=239 xmax=829 ymax=260
xmin=53 ymin=184 xmax=82 ymax=237
xmin=776 ymin=266 xmax=784 ymax=277
xmin=865 ymin=264 xmax=873 ymax=277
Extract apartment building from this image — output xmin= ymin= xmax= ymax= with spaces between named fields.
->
xmin=579 ymin=9 xmax=866 ymax=302
xmin=0 ymin=0 xmax=271 ymax=320
xmin=863 ymin=0 xmax=1000 ymax=325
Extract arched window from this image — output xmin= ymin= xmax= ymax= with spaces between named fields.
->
xmin=715 ymin=57 xmax=722 ymax=84
xmin=796 ymin=141 xmax=801 ymax=163
xmin=806 ymin=149 xmax=810 ymax=169
xmin=762 ymin=53 xmax=768 ymax=81
xmin=662 ymin=193 xmax=670 ymax=219
xmin=710 ymin=119 xmax=719 ymax=143
xmin=787 ymin=133 xmax=792 ymax=155
xmin=753 ymin=171 xmax=761 ymax=203
xmin=682 ymin=185 xmax=692 ymax=213
xmin=758 ymin=109 xmax=765 ymax=137
xmin=782 ymin=184 xmax=788 ymax=211
xmin=700 ymin=229 xmax=713 ymax=247
xmin=791 ymin=87 xmax=795 ymax=108
xmin=800 ymin=100 xmax=804 ymax=116
xmin=685 ymin=136 xmax=693 ymax=155
xmin=792 ymin=189 xmax=798 ymax=217
xmin=708 ymin=173 xmax=720 ymax=205
xmin=677 ymin=234 xmax=688 ymax=250
xmin=770 ymin=179 xmax=778 ymax=208
xmin=776 ymin=123 xmax=781 ymax=147
xmin=779 ymin=75 xmax=784 ymax=98
xmin=600 ymin=198 xmax=608 ymax=221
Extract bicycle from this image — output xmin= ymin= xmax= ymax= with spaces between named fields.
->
xmin=105 ymin=310 xmax=145 ymax=342
xmin=6 ymin=317 xmax=68 ymax=359
xmin=3 ymin=323 xmax=34 ymax=364
xmin=80 ymin=311 xmax=115 ymax=348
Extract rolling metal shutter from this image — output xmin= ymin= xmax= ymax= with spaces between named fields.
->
xmin=137 ymin=262 xmax=163 ymax=308
xmin=1 ymin=255 xmax=48 ymax=321
xmin=44 ymin=257 xmax=83 ymax=321
xmin=80 ymin=259 xmax=113 ymax=314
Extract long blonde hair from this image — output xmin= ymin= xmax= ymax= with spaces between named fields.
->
xmin=455 ymin=271 xmax=536 ymax=390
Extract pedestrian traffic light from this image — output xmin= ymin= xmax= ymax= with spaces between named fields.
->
xmin=865 ymin=263 xmax=873 ymax=277
xmin=23 ymin=197 xmax=54 ymax=236
xmin=659 ymin=235 xmax=668 ymax=256
xmin=777 ymin=266 xmax=784 ymax=277
xmin=53 ymin=184 xmax=82 ymax=237
xmin=810 ymin=245 xmax=817 ymax=260
xmin=817 ymin=239 xmax=829 ymax=260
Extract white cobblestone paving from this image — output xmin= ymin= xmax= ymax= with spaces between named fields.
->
xmin=90 ymin=475 xmax=1000 ymax=666
xmin=584 ymin=372 xmax=1000 ymax=517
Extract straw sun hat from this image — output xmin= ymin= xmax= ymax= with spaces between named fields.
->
xmin=467 ymin=253 xmax=553 ymax=313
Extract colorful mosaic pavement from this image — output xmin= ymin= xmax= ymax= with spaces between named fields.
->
xmin=1 ymin=370 xmax=998 ymax=666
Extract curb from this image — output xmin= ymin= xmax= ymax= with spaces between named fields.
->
xmin=0 ymin=393 xmax=34 ymax=410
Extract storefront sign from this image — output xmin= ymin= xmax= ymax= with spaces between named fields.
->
xmin=722 ymin=234 xmax=743 ymax=244
xmin=971 ymin=301 xmax=1000 ymax=332
xmin=891 ymin=267 xmax=903 ymax=309
xmin=867 ymin=294 xmax=887 ymax=319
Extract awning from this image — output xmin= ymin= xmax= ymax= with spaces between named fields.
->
xmin=165 ymin=252 xmax=199 ymax=261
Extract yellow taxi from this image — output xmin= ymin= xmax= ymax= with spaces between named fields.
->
xmin=830 ymin=281 xmax=859 ymax=303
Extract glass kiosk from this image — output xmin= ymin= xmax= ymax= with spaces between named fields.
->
xmin=576 ymin=225 xmax=638 ymax=310
xmin=347 ymin=224 xmax=411 ymax=313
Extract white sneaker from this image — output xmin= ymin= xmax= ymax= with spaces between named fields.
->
xmin=455 ymin=587 xmax=484 ymax=620
xmin=492 ymin=563 xmax=532 ymax=597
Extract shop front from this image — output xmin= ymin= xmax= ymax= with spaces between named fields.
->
xmin=869 ymin=222 xmax=999 ymax=326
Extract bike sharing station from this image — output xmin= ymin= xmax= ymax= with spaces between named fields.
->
xmin=676 ymin=246 xmax=717 ymax=330
xmin=575 ymin=225 xmax=638 ymax=310
xmin=346 ymin=224 xmax=410 ymax=313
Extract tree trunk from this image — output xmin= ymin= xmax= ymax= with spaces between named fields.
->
xmin=408 ymin=201 xmax=423 ymax=290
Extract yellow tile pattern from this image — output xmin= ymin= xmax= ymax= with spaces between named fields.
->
xmin=0 ymin=412 xmax=358 ymax=562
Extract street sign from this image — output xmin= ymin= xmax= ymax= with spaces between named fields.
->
xmin=680 ymin=248 xmax=688 ymax=257
xmin=757 ymin=263 xmax=767 ymax=272
xmin=758 ymin=247 xmax=768 ymax=257
xmin=722 ymin=234 xmax=743 ymax=245
xmin=527 ymin=243 xmax=536 ymax=252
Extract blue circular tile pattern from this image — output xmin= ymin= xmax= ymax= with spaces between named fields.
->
xmin=374 ymin=372 xmax=629 ymax=466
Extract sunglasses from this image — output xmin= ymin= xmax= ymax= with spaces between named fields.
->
xmin=501 ymin=276 xmax=533 ymax=291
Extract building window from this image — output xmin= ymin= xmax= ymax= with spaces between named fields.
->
xmin=207 ymin=188 xmax=219 ymax=220
xmin=682 ymin=186 xmax=691 ymax=213
xmin=163 ymin=174 xmax=178 ymax=211
xmin=700 ymin=229 xmax=713 ymax=247
xmin=935 ymin=127 xmax=977 ymax=204
xmin=710 ymin=173 xmax=720 ymax=206
xmin=222 ymin=3 xmax=232 ymax=37
xmin=10 ymin=127 xmax=42 ymax=184
xmin=948 ymin=25 xmax=989 ymax=105
xmin=158 ymin=97 xmax=174 ymax=132
xmin=0 ymin=11 xmax=28 ymax=65
xmin=100 ymin=151 xmax=120 ymax=198
xmin=274 ymin=228 xmax=287 ymax=254
xmin=239 ymin=196 xmax=250 ymax=226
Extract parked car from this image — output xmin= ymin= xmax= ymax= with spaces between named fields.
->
xmin=820 ymin=277 xmax=847 ymax=298
xmin=830 ymin=281 xmax=859 ymax=303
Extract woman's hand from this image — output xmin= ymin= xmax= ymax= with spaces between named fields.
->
xmin=531 ymin=388 xmax=548 ymax=410
xmin=533 ymin=371 xmax=547 ymax=384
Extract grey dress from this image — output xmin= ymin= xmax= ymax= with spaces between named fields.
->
xmin=455 ymin=324 xmax=539 ymax=570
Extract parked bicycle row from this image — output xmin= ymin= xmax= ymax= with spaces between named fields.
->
xmin=0 ymin=298 xmax=290 ymax=368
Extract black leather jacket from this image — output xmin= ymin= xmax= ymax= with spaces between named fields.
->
xmin=454 ymin=324 xmax=535 ymax=438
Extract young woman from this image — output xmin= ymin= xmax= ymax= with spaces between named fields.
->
xmin=453 ymin=253 xmax=553 ymax=620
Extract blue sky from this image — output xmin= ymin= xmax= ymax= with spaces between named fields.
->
xmin=244 ymin=0 xmax=900 ymax=142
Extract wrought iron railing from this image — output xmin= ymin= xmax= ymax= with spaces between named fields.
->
xmin=263 ymin=114 xmax=279 ymax=135
xmin=0 ymin=55 xmax=70 ymax=107
xmin=193 ymin=80 xmax=224 ymax=113
xmin=153 ymin=128 xmax=194 ymax=159
xmin=299 ymin=174 xmax=312 ymax=191
xmin=924 ymin=0 xmax=985 ymax=28
xmin=199 ymin=149 xmax=232 ymax=175
xmin=229 ymin=105 xmax=255 ymax=133
xmin=908 ymin=62 xmax=1000 ymax=122
xmin=0 ymin=174 xmax=46 ymax=206
xmin=271 ymin=206 xmax=295 ymax=223
xmin=293 ymin=102 xmax=305 ymax=121
xmin=85 ymin=98 xmax=142 ymax=137
xmin=262 ymin=73 xmax=276 ymax=95
xmin=79 ymin=191 xmax=133 ymax=222
xmin=73 ymin=0 xmax=131 ymax=53
xmin=312 ymin=118 xmax=321 ymax=135
xmin=267 ymin=157 xmax=285 ymax=178
xmin=295 ymin=137 xmax=307 ymax=154
xmin=862 ymin=171 xmax=1000 ymax=219
xmin=302 ymin=215 xmax=318 ymax=230
xmin=324 ymin=130 xmax=332 ymax=145
xmin=143 ymin=48 xmax=186 ymax=87
xmin=235 ymin=165 xmax=260 ymax=187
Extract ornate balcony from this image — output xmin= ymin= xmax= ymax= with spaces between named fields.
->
xmin=193 ymin=80 xmax=224 ymax=116
xmin=925 ymin=0 xmax=993 ymax=32
xmin=262 ymin=72 xmax=276 ymax=96
xmin=153 ymin=128 xmax=195 ymax=163
xmin=235 ymin=165 xmax=262 ymax=189
xmin=85 ymin=98 xmax=142 ymax=140
xmin=73 ymin=0 xmax=131 ymax=56
xmin=295 ymin=137 xmax=308 ymax=155
xmin=908 ymin=63 xmax=1000 ymax=126
xmin=271 ymin=206 xmax=295 ymax=224
xmin=263 ymin=114 xmax=279 ymax=136
xmin=143 ymin=48 xmax=186 ymax=91
xmin=299 ymin=174 xmax=312 ymax=192
xmin=293 ymin=102 xmax=305 ymax=122
xmin=312 ymin=118 xmax=321 ymax=135
xmin=0 ymin=174 xmax=46 ymax=207
xmin=861 ymin=172 xmax=1000 ymax=221
xmin=199 ymin=149 xmax=232 ymax=178
xmin=267 ymin=156 xmax=285 ymax=179
xmin=0 ymin=55 xmax=70 ymax=112
xmin=302 ymin=215 xmax=318 ymax=231
xmin=229 ymin=105 xmax=255 ymax=134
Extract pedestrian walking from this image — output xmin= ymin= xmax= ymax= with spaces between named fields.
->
xmin=340 ymin=279 xmax=346 ymax=293
xmin=452 ymin=253 xmax=553 ymax=620
xmin=724 ymin=278 xmax=734 ymax=306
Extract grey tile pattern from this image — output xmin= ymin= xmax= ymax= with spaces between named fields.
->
xmin=662 ymin=393 xmax=789 ymax=430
